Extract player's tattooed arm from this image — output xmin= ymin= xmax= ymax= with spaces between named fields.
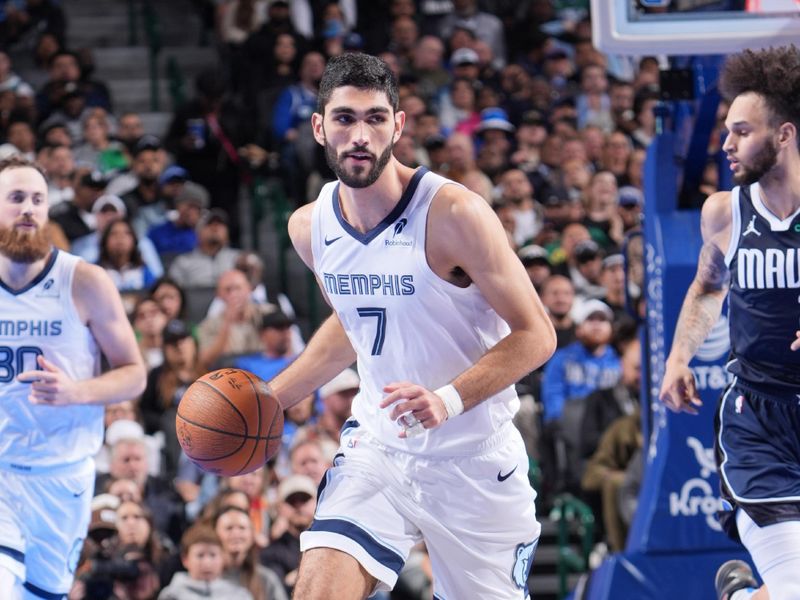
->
xmin=670 ymin=241 xmax=730 ymax=364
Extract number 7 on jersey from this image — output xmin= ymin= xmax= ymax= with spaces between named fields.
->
xmin=357 ymin=307 xmax=386 ymax=356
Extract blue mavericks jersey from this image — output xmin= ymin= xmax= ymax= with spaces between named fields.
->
xmin=724 ymin=183 xmax=800 ymax=390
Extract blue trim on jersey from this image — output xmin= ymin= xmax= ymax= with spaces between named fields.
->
xmin=433 ymin=594 xmax=446 ymax=600
xmin=340 ymin=418 xmax=360 ymax=435
xmin=309 ymin=517 xmax=405 ymax=575
xmin=0 ymin=248 xmax=59 ymax=296
xmin=0 ymin=544 xmax=24 ymax=564
xmin=332 ymin=167 xmax=427 ymax=245
xmin=23 ymin=581 xmax=66 ymax=599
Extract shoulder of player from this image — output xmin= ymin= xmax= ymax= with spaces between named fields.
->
xmin=429 ymin=182 xmax=492 ymax=237
xmin=700 ymin=190 xmax=733 ymax=241
xmin=72 ymin=261 xmax=116 ymax=302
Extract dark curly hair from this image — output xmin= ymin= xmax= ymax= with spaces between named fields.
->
xmin=317 ymin=52 xmax=399 ymax=114
xmin=718 ymin=44 xmax=800 ymax=146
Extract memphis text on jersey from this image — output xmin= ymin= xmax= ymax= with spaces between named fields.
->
xmin=323 ymin=272 xmax=415 ymax=296
xmin=0 ymin=319 xmax=62 ymax=336
xmin=735 ymin=248 xmax=800 ymax=289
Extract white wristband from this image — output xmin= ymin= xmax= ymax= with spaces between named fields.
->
xmin=435 ymin=384 xmax=464 ymax=419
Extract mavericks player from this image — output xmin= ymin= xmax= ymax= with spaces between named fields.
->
xmin=269 ymin=53 xmax=556 ymax=599
xmin=660 ymin=46 xmax=800 ymax=600
xmin=0 ymin=157 xmax=145 ymax=598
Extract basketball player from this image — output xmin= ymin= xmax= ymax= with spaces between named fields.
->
xmin=0 ymin=156 xmax=146 ymax=599
xmin=660 ymin=45 xmax=800 ymax=600
xmin=268 ymin=53 xmax=556 ymax=599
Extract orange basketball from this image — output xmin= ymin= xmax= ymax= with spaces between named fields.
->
xmin=176 ymin=368 xmax=284 ymax=477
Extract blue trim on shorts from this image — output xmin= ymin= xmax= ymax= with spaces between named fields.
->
xmin=23 ymin=581 xmax=66 ymax=599
xmin=433 ymin=594 xmax=446 ymax=600
xmin=0 ymin=544 xmax=24 ymax=564
xmin=309 ymin=517 xmax=404 ymax=575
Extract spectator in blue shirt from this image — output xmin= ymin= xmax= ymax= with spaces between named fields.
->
xmin=233 ymin=310 xmax=296 ymax=383
xmin=541 ymin=299 xmax=622 ymax=423
xmin=148 ymin=181 xmax=209 ymax=257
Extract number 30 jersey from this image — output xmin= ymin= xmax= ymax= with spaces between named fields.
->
xmin=0 ymin=249 xmax=103 ymax=467
xmin=311 ymin=168 xmax=519 ymax=456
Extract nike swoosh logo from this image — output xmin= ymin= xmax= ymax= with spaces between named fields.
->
xmin=497 ymin=466 xmax=517 ymax=482
xmin=324 ymin=235 xmax=343 ymax=246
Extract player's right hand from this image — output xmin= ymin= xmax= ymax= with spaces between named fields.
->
xmin=659 ymin=361 xmax=702 ymax=415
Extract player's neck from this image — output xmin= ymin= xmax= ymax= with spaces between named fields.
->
xmin=338 ymin=160 xmax=417 ymax=233
xmin=0 ymin=249 xmax=52 ymax=291
xmin=757 ymin=153 xmax=800 ymax=218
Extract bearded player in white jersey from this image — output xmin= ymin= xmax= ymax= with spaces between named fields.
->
xmin=268 ymin=53 xmax=555 ymax=600
xmin=0 ymin=156 xmax=145 ymax=599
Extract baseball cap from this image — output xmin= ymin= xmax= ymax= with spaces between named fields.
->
xmin=133 ymin=134 xmax=162 ymax=156
xmin=451 ymin=47 xmax=479 ymax=67
xmin=92 ymin=194 xmax=127 ymax=216
xmin=163 ymin=319 xmax=192 ymax=345
xmin=574 ymin=239 xmax=601 ymax=263
xmin=319 ymin=368 xmax=360 ymax=398
xmin=199 ymin=208 xmax=229 ymax=227
xmin=422 ymin=133 xmax=446 ymax=151
xmin=159 ymin=165 xmax=189 ymax=186
xmin=175 ymin=182 xmax=210 ymax=208
xmin=602 ymin=253 xmax=624 ymax=270
xmin=278 ymin=474 xmax=317 ymax=502
xmin=572 ymin=299 xmax=613 ymax=325
xmin=88 ymin=507 xmax=118 ymax=537
xmin=518 ymin=245 xmax=551 ymax=267
xmin=618 ymin=185 xmax=644 ymax=208
xmin=261 ymin=310 xmax=294 ymax=330
xmin=105 ymin=419 xmax=145 ymax=446
xmin=475 ymin=107 xmax=515 ymax=134
xmin=80 ymin=170 xmax=107 ymax=189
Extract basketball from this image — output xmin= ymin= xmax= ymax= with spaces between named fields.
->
xmin=176 ymin=368 xmax=284 ymax=477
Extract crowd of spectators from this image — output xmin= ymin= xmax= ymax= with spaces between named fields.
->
xmin=0 ymin=0 xmax=679 ymax=597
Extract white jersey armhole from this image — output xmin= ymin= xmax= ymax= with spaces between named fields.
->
xmin=723 ymin=187 xmax=741 ymax=268
xmin=63 ymin=253 xmax=88 ymax=330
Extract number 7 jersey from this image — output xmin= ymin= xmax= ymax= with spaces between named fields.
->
xmin=311 ymin=167 xmax=520 ymax=456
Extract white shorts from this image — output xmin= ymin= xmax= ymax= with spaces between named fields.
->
xmin=0 ymin=458 xmax=94 ymax=597
xmin=300 ymin=420 xmax=540 ymax=599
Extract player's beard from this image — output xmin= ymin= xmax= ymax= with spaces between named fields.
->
xmin=325 ymin=138 xmax=395 ymax=189
xmin=0 ymin=221 xmax=51 ymax=263
xmin=733 ymin=137 xmax=778 ymax=186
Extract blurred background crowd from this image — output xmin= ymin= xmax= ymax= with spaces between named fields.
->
xmin=0 ymin=1 xmax=673 ymax=598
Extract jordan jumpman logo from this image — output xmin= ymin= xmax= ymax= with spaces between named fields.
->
xmin=743 ymin=215 xmax=761 ymax=237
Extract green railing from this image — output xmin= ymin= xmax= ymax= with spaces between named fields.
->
xmin=142 ymin=0 xmax=162 ymax=111
xmin=549 ymin=494 xmax=595 ymax=599
xmin=166 ymin=56 xmax=186 ymax=110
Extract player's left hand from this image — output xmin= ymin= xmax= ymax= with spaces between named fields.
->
xmin=17 ymin=355 xmax=82 ymax=405
xmin=380 ymin=381 xmax=449 ymax=438
xmin=791 ymin=330 xmax=800 ymax=351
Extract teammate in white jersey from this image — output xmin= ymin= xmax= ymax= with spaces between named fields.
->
xmin=0 ymin=156 xmax=145 ymax=599
xmin=268 ymin=53 xmax=556 ymax=599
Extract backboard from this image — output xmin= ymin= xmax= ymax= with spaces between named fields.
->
xmin=591 ymin=0 xmax=800 ymax=56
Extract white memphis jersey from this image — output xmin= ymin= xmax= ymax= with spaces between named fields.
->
xmin=311 ymin=167 xmax=519 ymax=456
xmin=0 ymin=249 xmax=103 ymax=466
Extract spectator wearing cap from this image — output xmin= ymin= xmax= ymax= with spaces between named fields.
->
xmin=541 ymin=298 xmax=621 ymax=424
xmin=233 ymin=309 xmax=296 ymax=383
xmin=617 ymin=185 xmax=643 ymax=233
xmin=120 ymin=135 xmax=169 ymax=240
xmin=475 ymin=107 xmax=515 ymax=152
xmin=95 ymin=412 xmax=163 ymax=478
xmin=499 ymin=168 xmax=542 ymax=247
xmin=518 ymin=244 xmax=552 ymax=292
xmin=140 ymin=319 xmax=204 ymax=481
xmin=583 ymin=170 xmax=623 ymax=251
xmin=49 ymin=166 xmax=106 ymax=242
xmin=316 ymin=368 xmax=359 ymax=444
xmin=571 ymin=239 xmax=606 ymax=301
xmin=167 ymin=208 xmax=241 ymax=288
xmin=438 ymin=0 xmax=506 ymax=70
xmin=157 ymin=165 xmax=190 ymax=206
xmin=147 ymin=181 xmax=209 ymax=258
xmin=599 ymin=253 xmax=632 ymax=323
xmin=260 ymin=475 xmax=317 ymax=595
xmin=71 ymin=193 xmax=164 ymax=279
xmin=449 ymin=46 xmax=480 ymax=80
xmin=197 ymin=269 xmax=276 ymax=368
